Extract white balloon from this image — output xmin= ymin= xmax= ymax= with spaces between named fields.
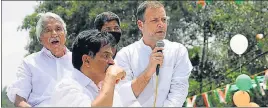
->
xmin=230 ymin=34 xmax=248 ymax=55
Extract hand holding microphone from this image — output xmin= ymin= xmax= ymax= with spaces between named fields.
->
xmin=147 ymin=40 xmax=165 ymax=76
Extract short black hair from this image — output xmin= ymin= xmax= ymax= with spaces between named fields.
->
xmin=72 ymin=29 xmax=116 ymax=71
xmin=94 ymin=11 xmax=121 ymax=31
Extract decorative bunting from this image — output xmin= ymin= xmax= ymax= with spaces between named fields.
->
xmin=192 ymin=95 xmax=197 ymax=107
xmin=257 ymin=41 xmax=264 ymax=49
xmin=205 ymin=0 xmax=212 ymax=4
xmin=266 ymin=80 xmax=268 ymax=90
xmin=254 ymin=76 xmax=265 ymax=96
xmin=186 ymin=95 xmax=197 ymax=107
xmin=197 ymin=0 xmax=206 ymax=8
xmin=213 ymin=89 xmax=220 ymax=102
xmin=224 ymin=84 xmax=231 ymax=103
xmin=202 ymin=92 xmax=212 ymax=107
xmin=184 ymin=72 xmax=267 ymax=107
xmin=186 ymin=98 xmax=192 ymax=107
xmin=234 ymin=0 xmax=244 ymax=5
xmin=264 ymin=70 xmax=268 ymax=90
xmin=217 ymin=89 xmax=226 ymax=103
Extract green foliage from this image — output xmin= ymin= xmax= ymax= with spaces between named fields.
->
xmin=1 ymin=87 xmax=15 ymax=107
xmin=19 ymin=1 xmax=268 ymax=107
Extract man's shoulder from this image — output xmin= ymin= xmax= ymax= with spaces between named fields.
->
xmin=48 ymin=77 xmax=90 ymax=107
xmin=66 ymin=48 xmax=72 ymax=56
xmin=64 ymin=51 xmax=73 ymax=61
xmin=24 ymin=51 xmax=42 ymax=59
xmin=118 ymin=40 xmax=140 ymax=52
xmin=164 ymin=39 xmax=187 ymax=51
xmin=66 ymin=51 xmax=72 ymax=56
xmin=22 ymin=51 xmax=43 ymax=64
xmin=55 ymin=77 xmax=83 ymax=92
xmin=124 ymin=40 xmax=140 ymax=48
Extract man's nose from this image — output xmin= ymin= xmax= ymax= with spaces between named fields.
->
xmin=51 ymin=30 xmax=57 ymax=37
xmin=108 ymin=58 xmax=115 ymax=65
xmin=157 ymin=22 xmax=164 ymax=28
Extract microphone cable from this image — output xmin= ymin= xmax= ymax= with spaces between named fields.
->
xmin=153 ymin=75 xmax=159 ymax=107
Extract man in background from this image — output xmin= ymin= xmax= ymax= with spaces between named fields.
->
xmin=7 ymin=12 xmax=73 ymax=107
xmin=94 ymin=11 xmax=122 ymax=58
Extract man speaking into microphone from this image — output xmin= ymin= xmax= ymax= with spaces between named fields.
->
xmin=115 ymin=1 xmax=193 ymax=107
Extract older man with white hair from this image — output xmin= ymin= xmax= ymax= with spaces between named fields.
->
xmin=7 ymin=12 xmax=73 ymax=107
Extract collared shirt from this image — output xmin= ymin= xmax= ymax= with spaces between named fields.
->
xmin=47 ymin=68 xmax=123 ymax=107
xmin=115 ymin=38 xmax=193 ymax=107
xmin=7 ymin=47 xmax=73 ymax=106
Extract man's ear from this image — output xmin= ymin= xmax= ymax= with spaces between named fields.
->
xmin=137 ymin=20 xmax=143 ymax=31
xmin=39 ymin=36 xmax=44 ymax=45
xmin=82 ymin=55 xmax=91 ymax=67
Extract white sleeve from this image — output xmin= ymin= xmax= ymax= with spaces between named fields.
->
xmin=49 ymin=79 xmax=92 ymax=107
xmin=114 ymin=48 xmax=141 ymax=107
xmin=7 ymin=60 xmax=32 ymax=103
xmin=163 ymin=46 xmax=193 ymax=107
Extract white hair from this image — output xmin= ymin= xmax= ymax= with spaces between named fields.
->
xmin=35 ymin=12 xmax=67 ymax=42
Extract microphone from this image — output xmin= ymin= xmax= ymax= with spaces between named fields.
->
xmin=156 ymin=40 xmax=165 ymax=76
xmin=153 ymin=40 xmax=165 ymax=107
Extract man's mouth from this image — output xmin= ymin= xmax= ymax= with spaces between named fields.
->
xmin=156 ymin=31 xmax=164 ymax=33
xmin=51 ymin=40 xmax=60 ymax=45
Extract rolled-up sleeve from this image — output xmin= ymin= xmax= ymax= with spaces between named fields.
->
xmin=115 ymin=48 xmax=141 ymax=107
xmin=163 ymin=46 xmax=193 ymax=107
xmin=49 ymin=79 xmax=92 ymax=107
xmin=7 ymin=60 xmax=32 ymax=103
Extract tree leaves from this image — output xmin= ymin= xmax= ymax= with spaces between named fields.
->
xmin=19 ymin=1 xmax=268 ymax=106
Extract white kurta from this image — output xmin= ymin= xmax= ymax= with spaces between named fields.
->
xmin=48 ymin=68 xmax=123 ymax=107
xmin=115 ymin=38 xmax=193 ymax=107
xmin=7 ymin=47 xmax=73 ymax=106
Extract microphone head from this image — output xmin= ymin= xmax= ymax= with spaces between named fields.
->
xmin=156 ymin=40 xmax=164 ymax=76
xmin=156 ymin=40 xmax=165 ymax=48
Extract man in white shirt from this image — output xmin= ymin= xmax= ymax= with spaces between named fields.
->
xmin=6 ymin=12 xmax=73 ymax=107
xmin=48 ymin=29 xmax=126 ymax=107
xmin=115 ymin=1 xmax=193 ymax=107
